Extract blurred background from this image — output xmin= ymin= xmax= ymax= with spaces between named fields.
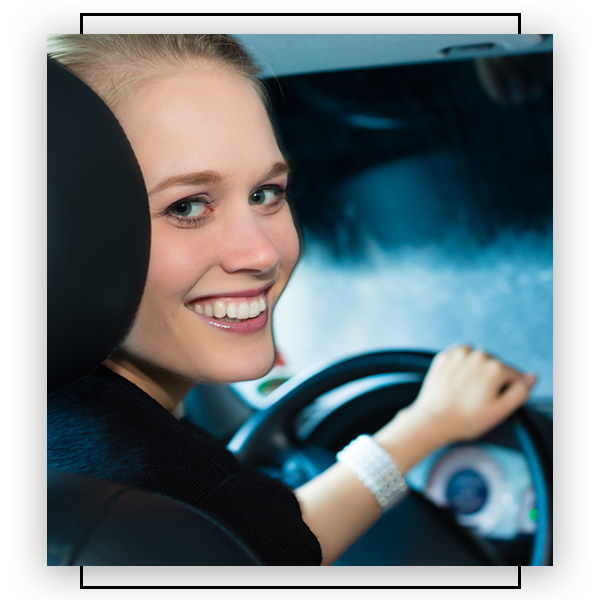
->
xmin=258 ymin=46 xmax=553 ymax=403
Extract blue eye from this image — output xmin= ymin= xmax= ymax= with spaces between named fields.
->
xmin=249 ymin=187 xmax=284 ymax=206
xmin=169 ymin=200 xmax=207 ymax=218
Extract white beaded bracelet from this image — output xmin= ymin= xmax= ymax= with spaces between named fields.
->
xmin=336 ymin=435 xmax=409 ymax=513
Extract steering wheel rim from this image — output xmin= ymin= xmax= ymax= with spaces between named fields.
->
xmin=228 ymin=350 xmax=551 ymax=566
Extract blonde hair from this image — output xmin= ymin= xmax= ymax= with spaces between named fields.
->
xmin=47 ymin=34 xmax=267 ymax=109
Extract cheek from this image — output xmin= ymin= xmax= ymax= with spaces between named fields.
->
xmin=123 ymin=231 xmax=211 ymax=355
xmin=272 ymin=210 xmax=300 ymax=274
xmin=143 ymin=229 xmax=210 ymax=304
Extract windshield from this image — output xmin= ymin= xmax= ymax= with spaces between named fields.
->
xmin=269 ymin=54 xmax=553 ymax=403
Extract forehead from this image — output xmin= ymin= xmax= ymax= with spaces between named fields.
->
xmin=113 ymin=68 xmax=281 ymax=188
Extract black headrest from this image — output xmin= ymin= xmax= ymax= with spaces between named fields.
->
xmin=47 ymin=58 xmax=150 ymax=392
xmin=46 ymin=59 xmax=264 ymax=566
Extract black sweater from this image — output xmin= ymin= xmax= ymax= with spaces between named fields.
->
xmin=47 ymin=366 xmax=322 ymax=566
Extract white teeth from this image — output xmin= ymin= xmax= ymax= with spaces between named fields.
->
xmin=227 ymin=302 xmax=238 ymax=319
xmin=190 ymin=293 xmax=268 ymax=321
xmin=213 ymin=300 xmax=227 ymax=318
xmin=237 ymin=303 xmax=250 ymax=319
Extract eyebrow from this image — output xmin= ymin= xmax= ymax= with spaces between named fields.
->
xmin=148 ymin=160 xmax=291 ymax=196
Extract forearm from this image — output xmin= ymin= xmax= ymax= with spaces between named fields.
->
xmin=295 ymin=406 xmax=447 ymax=565
xmin=295 ymin=346 xmax=534 ymax=565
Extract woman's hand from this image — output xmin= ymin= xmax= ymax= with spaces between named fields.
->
xmin=297 ymin=345 xmax=536 ymax=565
xmin=406 ymin=345 xmax=537 ymax=446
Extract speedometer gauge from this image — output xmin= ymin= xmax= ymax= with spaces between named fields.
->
xmin=425 ymin=446 xmax=506 ymax=536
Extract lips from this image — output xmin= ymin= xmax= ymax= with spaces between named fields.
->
xmin=185 ymin=283 xmax=274 ymax=331
xmin=189 ymin=293 xmax=267 ymax=321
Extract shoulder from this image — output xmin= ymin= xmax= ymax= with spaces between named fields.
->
xmin=48 ymin=368 xmax=322 ymax=565
xmin=48 ymin=366 xmax=240 ymax=485
xmin=201 ymin=469 xmax=323 ymax=565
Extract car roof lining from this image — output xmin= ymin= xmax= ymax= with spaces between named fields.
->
xmin=233 ymin=34 xmax=552 ymax=78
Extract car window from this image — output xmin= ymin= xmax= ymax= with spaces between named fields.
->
xmin=264 ymin=53 xmax=552 ymax=403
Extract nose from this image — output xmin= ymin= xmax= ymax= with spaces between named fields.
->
xmin=219 ymin=206 xmax=281 ymax=275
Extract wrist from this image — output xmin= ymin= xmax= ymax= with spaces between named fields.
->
xmin=373 ymin=405 xmax=450 ymax=472
xmin=336 ymin=435 xmax=409 ymax=513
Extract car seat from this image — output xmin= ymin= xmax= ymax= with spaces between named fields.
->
xmin=47 ymin=57 xmax=260 ymax=566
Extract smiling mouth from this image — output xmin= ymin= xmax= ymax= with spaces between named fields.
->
xmin=186 ymin=292 xmax=268 ymax=323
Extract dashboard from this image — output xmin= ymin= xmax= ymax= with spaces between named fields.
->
xmin=407 ymin=443 xmax=537 ymax=540
xmin=239 ymin=374 xmax=537 ymax=541
xmin=229 ymin=369 xmax=551 ymax=563
xmin=252 ymin=434 xmax=544 ymax=565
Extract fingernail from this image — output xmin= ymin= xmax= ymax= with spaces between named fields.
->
xmin=524 ymin=373 xmax=537 ymax=387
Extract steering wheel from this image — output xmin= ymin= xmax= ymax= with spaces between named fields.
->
xmin=228 ymin=350 xmax=552 ymax=566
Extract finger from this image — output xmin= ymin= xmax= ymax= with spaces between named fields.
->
xmin=460 ymin=351 xmax=504 ymax=391
xmin=444 ymin=344 xmax=473 ymax=363
xmin=495 ymin=366 xmax=536 ymax=397
xmin=497 ymin=375 xmax=535 ymax=412
xmin=470 ymin=351 xmax=522 ymax=384
xmin=430 ymin=344 xmax=472 ymax=372
xmin=470 ymin=348 xmax=495 ymax=365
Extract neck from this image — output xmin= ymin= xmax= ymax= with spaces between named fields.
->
xmin=103 ymin=356 xmax=195 ymax=413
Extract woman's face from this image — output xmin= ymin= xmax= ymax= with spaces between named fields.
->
xmin=108 ymin=67 xmax=300 ymax=400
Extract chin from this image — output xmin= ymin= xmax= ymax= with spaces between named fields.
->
xmin=197 ymin=352 xmax=276 ymax=385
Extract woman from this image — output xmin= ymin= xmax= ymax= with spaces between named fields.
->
xmin=47 ymin=34 xmax=536 ymax=566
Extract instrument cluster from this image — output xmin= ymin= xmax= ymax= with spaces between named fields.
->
xmin=406 ymin=443 xmax=538 ymax=539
